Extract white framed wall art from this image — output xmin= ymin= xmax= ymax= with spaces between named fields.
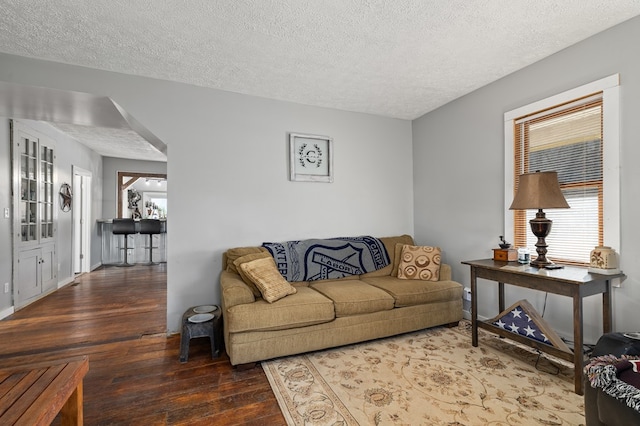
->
xmin=289 ymin=132 xmax=333 ymax=183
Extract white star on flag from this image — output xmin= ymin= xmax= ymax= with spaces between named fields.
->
xmin=509 ymin=323 xmax=520 ymax=333
xmin=524 ymin=325 xmax=536 ymax=337
xmin=511 ymin=308 xmax=522 ymax=318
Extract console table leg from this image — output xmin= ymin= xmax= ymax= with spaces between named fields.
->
xmin=573 ymin=294 xmax=584 ymax=395
xmin=603 ymin=280 xmax=612 ymax=333
xmin=471 ymin=267 xmax=478 ymax=347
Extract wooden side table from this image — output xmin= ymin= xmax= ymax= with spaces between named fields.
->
xmin=462 ymin=259 xmax=623 ymax=395
xmin=179 ymin=306 xmax=222 ymax=363
xmin=0 ymin=355 xmax=89 ymax=425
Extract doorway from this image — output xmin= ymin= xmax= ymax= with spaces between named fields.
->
xmin=72 ymin=166 xmax=92 ymax=274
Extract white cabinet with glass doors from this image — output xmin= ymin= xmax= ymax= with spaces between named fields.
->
xmin=12 ymin=121 xmax=57 ymax=308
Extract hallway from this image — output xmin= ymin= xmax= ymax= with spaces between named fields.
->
xmin=0 ymin=265 xmax=284 ymax=425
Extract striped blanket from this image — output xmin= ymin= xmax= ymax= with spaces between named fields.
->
xmin=262 ymin=236 xmax=390 ymax=282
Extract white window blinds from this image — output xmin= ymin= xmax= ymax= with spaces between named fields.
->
xmin=513 ymin=95 xmax=603 ymax=265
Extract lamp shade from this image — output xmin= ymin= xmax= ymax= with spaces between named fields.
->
xmin=509 ymin=171 xmax=569 ymax=210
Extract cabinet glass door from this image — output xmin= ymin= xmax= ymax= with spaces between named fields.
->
xmin=40 ymin=144 xmax=54 ymax=240
xmin=20 ymin=137 xmax=38 ymax=242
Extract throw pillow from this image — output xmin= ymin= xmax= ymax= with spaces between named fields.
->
xmin=239 ymin=257 xmax=297 ymax=303
xmin=233 ymin=252 xmax=272 ymax=297
xmin=225 ymin=247 xmax=267 ymax=273
xmin=397 ymin=244 xmax=441 ymax=281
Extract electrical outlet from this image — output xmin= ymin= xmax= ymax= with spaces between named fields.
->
xmin=3 ymin=208 xmax=8 ymax=219
xmin=463 ymin=287 xmax=472 ymax=301
xmin=3 ymin=283 xmax=8 ymax=294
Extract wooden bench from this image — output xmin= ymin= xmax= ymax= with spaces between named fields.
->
xmin=0 ymin=356 xmax=89 ymax=425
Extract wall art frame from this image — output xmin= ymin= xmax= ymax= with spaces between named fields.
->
xmin=289 ymin=132 xmax=333 ymax=183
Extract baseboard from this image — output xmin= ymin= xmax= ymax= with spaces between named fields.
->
xmin=0 ymin=305 xmax=15 ymax=320
xmin=91 ymin=262 xmax=102 ymax=271
xmin=58 ymin=277 xmax=74 ymax=289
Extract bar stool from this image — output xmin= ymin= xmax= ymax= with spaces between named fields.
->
xmin=111 ymin=218 xmax=136 ymax=266
xmin=139 ymin=219 xmax=162 ymax=264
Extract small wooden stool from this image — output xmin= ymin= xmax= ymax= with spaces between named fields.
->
xmin=179 ymin=305 xmax=222 ymax=363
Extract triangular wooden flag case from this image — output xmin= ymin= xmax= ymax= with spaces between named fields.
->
xmin=488 ymin=299 xmax=571 ymax=353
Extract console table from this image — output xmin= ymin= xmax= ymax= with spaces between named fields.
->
xmin=462 ymin=259 xmax=623 ymax=395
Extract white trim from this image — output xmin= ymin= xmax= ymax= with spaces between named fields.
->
xmin=0 ymin=306 xmax=15 ymax=320
xmin=602 ymin=85 xmax=621 ymax=250
xmin=503 ymin=74 xmax=621 ymax=253
xmin=505 ymin=74 xmax=619 ymax=121
xmin=58 ymin=276 xmax=74 ymax=289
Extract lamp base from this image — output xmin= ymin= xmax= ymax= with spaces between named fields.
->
xmin=529 ymin=209 xmax=555 ymax=268
xmin=530 ymin=258 xmax=553 ymax=268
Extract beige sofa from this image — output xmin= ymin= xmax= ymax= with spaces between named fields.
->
xmin=220 ymin=234 xmax=463 ymax=366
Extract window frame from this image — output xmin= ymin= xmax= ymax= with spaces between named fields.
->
xmin=503 ymin=74 xmax=620 ymax=260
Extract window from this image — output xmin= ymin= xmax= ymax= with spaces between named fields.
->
xmin=504 ymin=75 xmax=620 ymax=265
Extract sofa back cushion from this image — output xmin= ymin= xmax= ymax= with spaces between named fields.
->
xmin=224 ymin=234 xmax=414 ymax=281
xmin=360 ymin=234 xmax=414 ymax=278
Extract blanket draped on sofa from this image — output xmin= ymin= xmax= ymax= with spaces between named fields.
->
xmin=262 ymin=236 xmax=390 ymax=282
xmin=586 ymin=355 xmax=640 ymax=412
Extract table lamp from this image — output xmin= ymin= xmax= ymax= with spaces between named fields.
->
xmin=509 ymin=171 xmax=569 ymax=267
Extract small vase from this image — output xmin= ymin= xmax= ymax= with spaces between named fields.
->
xmin=590 ymin=246 xmax=619 ymax=269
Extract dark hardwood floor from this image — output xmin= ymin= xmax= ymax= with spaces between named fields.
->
xmin=0 ymin=264 xmax=286 ymax=425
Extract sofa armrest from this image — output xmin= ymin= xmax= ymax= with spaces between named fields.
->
xmin=220 ymin=270 xmax=256 ymax=309
xmin=440 ymin=264 xmax=452 ymax=281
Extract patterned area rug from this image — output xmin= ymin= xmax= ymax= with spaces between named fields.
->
xmin=262 ymin=321 xmax=585 ymax=425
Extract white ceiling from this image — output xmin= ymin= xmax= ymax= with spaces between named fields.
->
xmin=1 ymin=1 xmax=639 ymax=158
xmin=50 ymin=122 xmax=167 ymax=162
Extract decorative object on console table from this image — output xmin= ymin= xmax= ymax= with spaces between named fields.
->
xmin=493 ymin=235 xmax=516 ymax=261
xmin=509 ymin=170 xmax=569 ymax=268
xmin=493 ymin=248 xmax=517 ymax=261
xmin=289 ymin=132 xmax=333 ymax=183
xmin=589 ymin=246 xmax=621 ymax=275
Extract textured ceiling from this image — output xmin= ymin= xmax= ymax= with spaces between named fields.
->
xmin=51 ymin=123 xmax=167 ymax=162
xmin=1 ymin=1 xmax=640 ymax=158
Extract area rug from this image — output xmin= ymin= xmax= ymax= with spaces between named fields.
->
xmin=262 ymin=321 xmax=585 ymax=425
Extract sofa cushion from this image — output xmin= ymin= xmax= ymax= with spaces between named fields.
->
xmin=239 ymin=257 xmax=297 ymax=303
xmin=397 ymin=245 xmax=441 ymax=281
xmin=226 ymin=287 xmax=335 ymax=332
xmin=234 ymin=252 xmax=272 ymax=297
xmin=310 ymin=280 xmax=395 ymax=317
xmin=361 ymin=276 xmax=462 ymax=307
xmin=360 ymin=234 xmax=414 ymax=278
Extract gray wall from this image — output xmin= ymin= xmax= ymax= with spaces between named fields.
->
xmin=413 ymin=15 xmax=640 ymax=343
xmin=0 ymin=54 xmax=414 ymax=332
xmin=101 ymin=157 xmax=167 ymax=219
